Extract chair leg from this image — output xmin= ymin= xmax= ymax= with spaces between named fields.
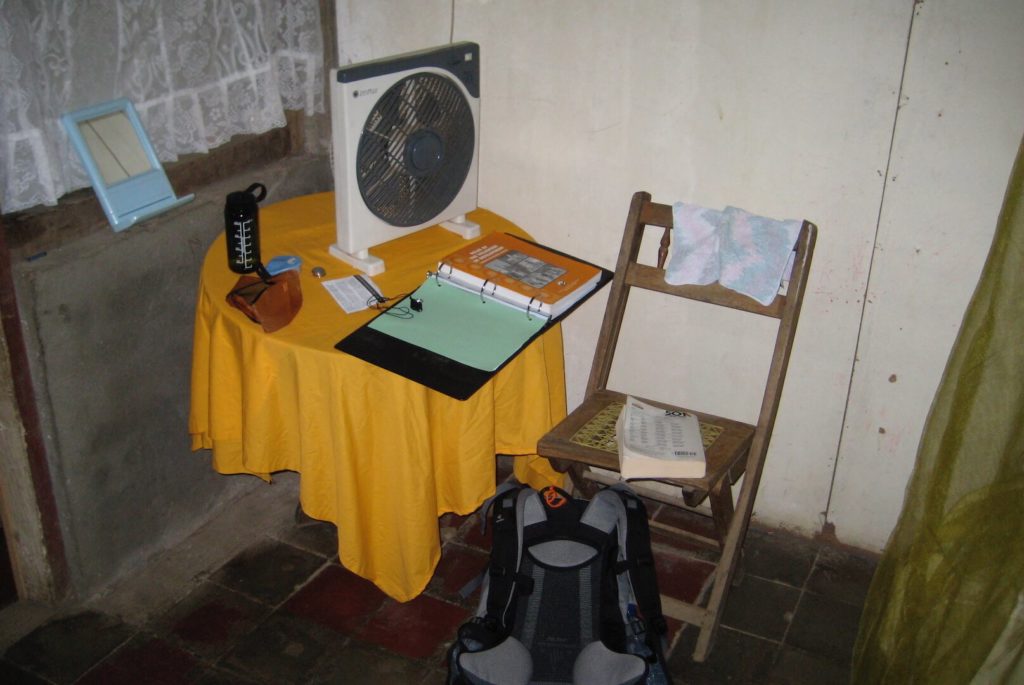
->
xmin=708 ymin=480 xmax=745 ymax=587
xmin=708 ymin=480 xmax=734 ymax=543
xmin=695 ymin=466 xmax=766 ymax=662
xmin=691 ymin=480 xmax=749 ymax=662
xmin=566 ymin=463 xmax=601 ymax=498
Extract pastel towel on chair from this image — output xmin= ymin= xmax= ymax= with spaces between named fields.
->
xmin=665 ymin=203 xmax=802 ymax=306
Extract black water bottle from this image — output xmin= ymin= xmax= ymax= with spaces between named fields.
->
xmin=224 ymin=182 xmax=268 ymax=275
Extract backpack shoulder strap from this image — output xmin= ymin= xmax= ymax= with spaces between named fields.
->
xmin=484 ymin=486 xmax=539 ymax=629
xmin=609 ymin=484 xmax=668 ymax=639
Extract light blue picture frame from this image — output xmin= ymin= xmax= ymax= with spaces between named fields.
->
xmin=61 ymin=98 xmax=194 ymax=232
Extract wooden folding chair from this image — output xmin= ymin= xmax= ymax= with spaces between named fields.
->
xmin=538 ymin=190 xmax=816 ymax=661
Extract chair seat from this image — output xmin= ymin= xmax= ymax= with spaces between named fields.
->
xmin=538 ymin=389 xmax=754 ymax=501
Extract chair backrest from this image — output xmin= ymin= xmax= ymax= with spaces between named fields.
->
xmin=589 ymin=190 xmax=816 ymax=474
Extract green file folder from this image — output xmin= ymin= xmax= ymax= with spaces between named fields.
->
xmin=368 ymin=279 xmax=546 ymax=372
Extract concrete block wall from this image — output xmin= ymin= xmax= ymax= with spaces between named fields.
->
xmin=11 ymin=154 xmax=331 ymax=598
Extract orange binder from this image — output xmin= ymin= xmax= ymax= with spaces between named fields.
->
xmin=437 ymin=233 xmax=603 ymax=319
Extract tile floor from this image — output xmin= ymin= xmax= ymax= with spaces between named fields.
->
xmin=0 ymin=469 xmax=877 ymax=684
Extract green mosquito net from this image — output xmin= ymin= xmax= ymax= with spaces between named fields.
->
xmin=852 ymin=135 xmax=1024 ymax=684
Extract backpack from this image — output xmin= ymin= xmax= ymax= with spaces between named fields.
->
xmin=448 ymin=483 xmax=673 ymax=685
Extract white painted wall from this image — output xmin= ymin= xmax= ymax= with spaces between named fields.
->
xmin=335 ymin=0 xmax=1024 ymax=550
xmin=828 ymin=1 xmax=1024 ymax=548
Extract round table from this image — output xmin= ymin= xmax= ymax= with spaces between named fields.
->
xmin=189 ymin=192 xmax=567 ymax=601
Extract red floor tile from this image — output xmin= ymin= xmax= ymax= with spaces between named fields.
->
xmin=458 ymin=514 xmax=493 ymax=551
xmin=356 ymin=594 xmax=469 ymax=660
xmin=76 ymin=635 xmax=199 ymax=685
xmin=432 ymin=544 xmax=489 ymax=601
xmin=655 ymin=549 xmax=716 ymax=604
xmin=282 ymin=564 xmax=388 ymax=635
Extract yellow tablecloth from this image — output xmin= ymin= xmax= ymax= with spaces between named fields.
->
xmin=189 ymin=192 xmax=566 ymax=601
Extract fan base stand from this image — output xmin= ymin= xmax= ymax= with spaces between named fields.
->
xmin=328 ymin=216 xmax=479 ymax=275
xmin=440 ymin=215 xmax=481 ymax=239
xmin=328 ymin=244 xmax=386 ymax=276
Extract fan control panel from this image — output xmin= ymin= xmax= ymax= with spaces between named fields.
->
xmin=337 ymin=41 xmax=480 ymax=98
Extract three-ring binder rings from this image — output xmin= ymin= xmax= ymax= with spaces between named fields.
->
xmin=435 ymin=233 xmax=604 ymax=319
xmin=336 ymin=234 xmax=612 ymax=400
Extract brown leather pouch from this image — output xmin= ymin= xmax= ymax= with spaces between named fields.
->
xmin=226 ymin=270 xmax=302 ymax=333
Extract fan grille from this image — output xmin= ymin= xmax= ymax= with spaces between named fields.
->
xmin=356 ymin=72 xmax=475 ymax=227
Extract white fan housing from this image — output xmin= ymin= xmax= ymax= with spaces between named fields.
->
xmin=329 ymin=42 xmax=481 ymax=275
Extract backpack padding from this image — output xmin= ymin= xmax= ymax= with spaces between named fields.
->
xmin=457 ymin=635 xmax=532 ymax=685
xmin=572 ymin=641 xmax=647 ymax=685
xmin=523 ymin=488 xmax=615 ymax=570
xmin=586 ymin=489 xmax=636 ymax=624
xmin=520 ymin=488 xmax=547 ymax=527
xmin=528 ymin=539 xmax=598 ymax=568
xmin=580 ymin=489 xmax=627 ymax=536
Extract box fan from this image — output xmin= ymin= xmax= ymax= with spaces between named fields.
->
xmin=329 ymin=42 xmax=481 ymax=275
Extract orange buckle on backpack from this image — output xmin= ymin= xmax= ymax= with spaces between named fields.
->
xmin=543 ymin=486 xmax=568 ymax=509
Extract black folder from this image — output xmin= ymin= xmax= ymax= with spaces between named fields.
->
xmin=337 ymin=255 xmax=611 ymax=400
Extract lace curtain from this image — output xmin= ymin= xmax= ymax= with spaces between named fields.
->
xmin=0 ymin=0 xmax=324 ymax=214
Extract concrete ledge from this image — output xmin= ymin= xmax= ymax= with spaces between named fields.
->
xmin=9 ymin=154 xmax=331 ymax=601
